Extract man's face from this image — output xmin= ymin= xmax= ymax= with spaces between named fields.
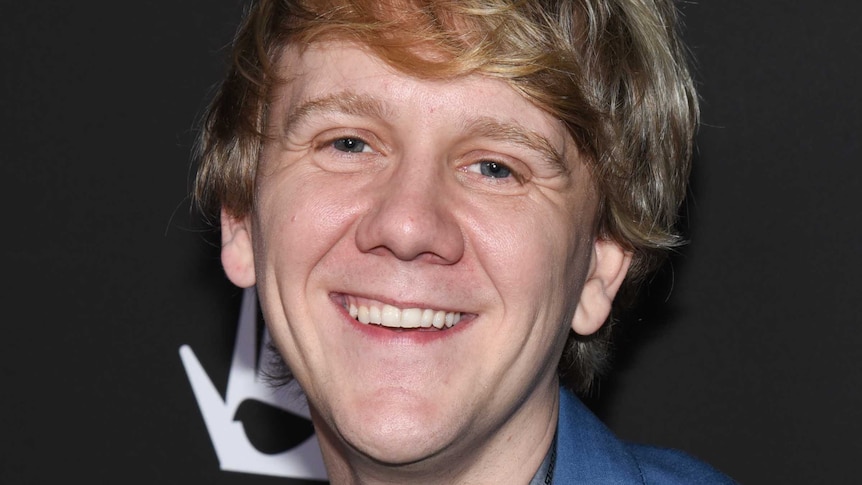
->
xmin=222 ymin=41 xmax=628 ymax=469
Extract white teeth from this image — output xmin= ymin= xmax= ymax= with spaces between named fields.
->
xmin=381 ymin=305 xmax=400 ymax=326
xmin=369 ymin=306 xmax=382 ymax=324
xmin=421 ymin=309 xmax=434 ymax=328
xmin=445 ymin=312 xmax=455 ymax=328
xmin=347 ymin=302 xmax=461 ymax=330
xmin=401 ymin=308 xmax=422 ymax=328
xmin=432 ymin=311 xmax=446 ymax=329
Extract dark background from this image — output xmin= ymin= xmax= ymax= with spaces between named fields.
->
xmin=2 ymin=1 xmax=859 ymax=483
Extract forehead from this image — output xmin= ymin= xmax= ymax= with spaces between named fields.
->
xmin=267 ymin=41 xmax=583 ymax=180
xmin=278 ymin=42 xmax=569 ymax=138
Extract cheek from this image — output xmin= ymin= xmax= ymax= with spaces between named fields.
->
xmin=254 ymin=172 xmax=366 ymax=275
xmin=468 ymin=203 xmax=578 ymax=305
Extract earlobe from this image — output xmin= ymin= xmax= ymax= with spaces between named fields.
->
xmin=220 ymin=209 xmax=256 ymax=288
xmin=571 ymin=239 xmax=632 ymax=336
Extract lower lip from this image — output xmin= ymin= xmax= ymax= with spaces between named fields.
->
xmin=330 ymin=297 xmax=475 ymax=344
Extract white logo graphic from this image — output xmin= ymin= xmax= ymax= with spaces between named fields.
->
xmin=179 ymin=287 xmax=327 ymax=480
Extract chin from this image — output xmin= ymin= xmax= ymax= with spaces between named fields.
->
xmin=329 ymin=388 xmax=462 ymax=466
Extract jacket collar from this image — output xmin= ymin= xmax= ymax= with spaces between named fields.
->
xmin=552 ymin=388 xmax=644 ymax=484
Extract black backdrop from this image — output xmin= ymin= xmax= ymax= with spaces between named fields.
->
xmin=2 ymin=1 xmax=860 ymax=483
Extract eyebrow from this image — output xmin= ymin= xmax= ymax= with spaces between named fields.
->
xmin=283 ymin=91 xmax=392 ymax=136
xmin=282 ymin=90 xmax=570 ymax=176
xmin=461 ymin=117 xmax=571 ymax=177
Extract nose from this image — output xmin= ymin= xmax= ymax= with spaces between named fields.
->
xmin=355 ymin=155 xmax=464 ymax=265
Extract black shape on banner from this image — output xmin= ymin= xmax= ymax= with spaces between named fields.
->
xmin=235 ymin=399 xmax=316 ymax=455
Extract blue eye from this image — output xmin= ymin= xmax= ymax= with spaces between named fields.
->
xmin=332 ymin=137 xmax=369 ymax=153
xmin=478 ymin=161 xmax=511 ymax=179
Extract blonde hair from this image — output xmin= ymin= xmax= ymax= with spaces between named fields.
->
xmin=195 ymin=0 xmax=699 ymax=394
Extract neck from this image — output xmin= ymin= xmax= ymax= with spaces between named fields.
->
xmin=313 ymin=381 xmax=561 ymax=485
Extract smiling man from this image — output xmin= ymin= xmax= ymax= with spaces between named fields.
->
xmin=194 ymin=1 xmax=734 ymax=483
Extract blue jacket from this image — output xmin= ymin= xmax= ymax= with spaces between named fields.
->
xmin=553 ymin=389 xmax=736 ymax=484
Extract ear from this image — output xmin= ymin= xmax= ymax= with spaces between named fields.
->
xmin=571 ymin=238 xmax=632 ymax=336
xmin=220 ymin=209 xmax=256 ymax=288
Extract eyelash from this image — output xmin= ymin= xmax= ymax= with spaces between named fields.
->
xmin=316 ymin=133 xmax=527 ymax=184
xmin=464 ymin=158 xmax=528 ymax=186
xmin=331 ymin=137 xmax=372 ymax=154
xmin=466 ymin=160 xmax=513 ymax=179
